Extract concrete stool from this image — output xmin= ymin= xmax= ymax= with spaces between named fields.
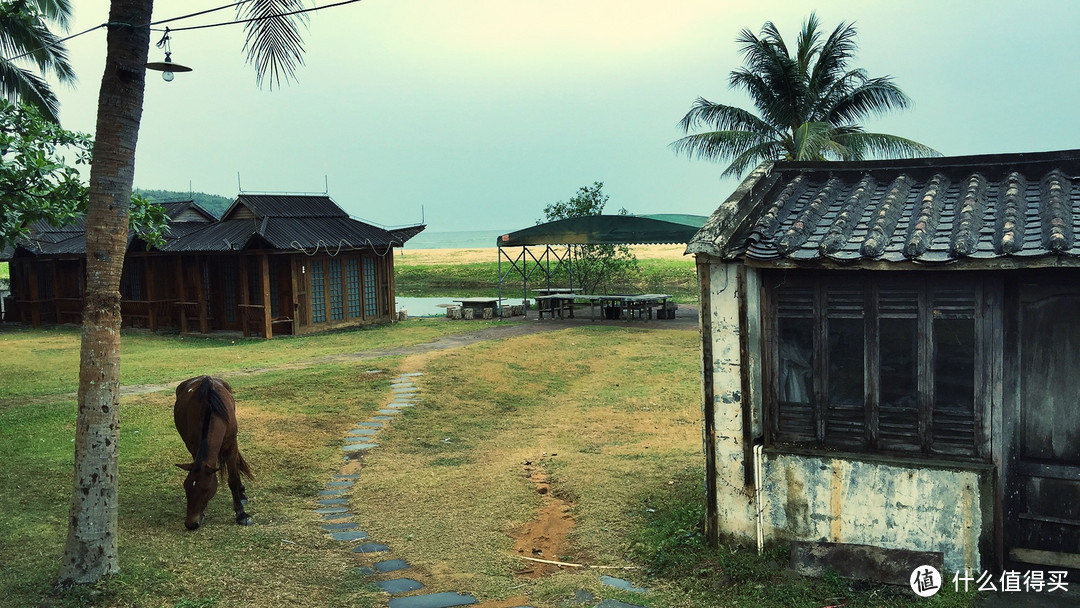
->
xmin=463 ymin=308 xmax=475 ymax=320
xmin=482 ymin=307 xmax=493 ymax=320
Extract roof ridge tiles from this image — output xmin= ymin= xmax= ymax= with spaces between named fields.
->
xmin=950 ymin=174 xmax=990 ymax=258
xmin=777 ymin=177 xmax=843 ymax=255
xmin=820 ymin=174 xmax=875 ymax=256
xmin=996 ymin=172 xmax=1027 ymax=255
xmin=904 ymin=173 xmax=950 ymax=259
xmin=1041 ymin=170 xmax=1073 ymax=253
xmin=860 ymin=175 xmax=914 ymax=258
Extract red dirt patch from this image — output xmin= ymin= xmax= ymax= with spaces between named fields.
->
xmin=510 ymin=456 xmax=575 ymax=578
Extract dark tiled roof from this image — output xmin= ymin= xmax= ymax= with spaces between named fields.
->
xmin=688 ymin=149 xmax=1080 ymax=266
xmin=3 ymin=195 xmax=424 ymax=258
xmin=226 ymin=194 xmax=348 ymax=219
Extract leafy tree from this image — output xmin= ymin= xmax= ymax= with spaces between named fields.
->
xmin=0 ymin=0 xmax=75 ymax=123
xmin=541 ymin=182 xmax=638 ymax=294
xmin=0 ymin=100 xmax=165 ymax=251
xmin=671 ymin=12 xmax=939 ymax=178
xmin=58 ymin=0 xmax=310 ymax=587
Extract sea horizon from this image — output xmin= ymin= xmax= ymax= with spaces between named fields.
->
xmin=402 ymin=229 xmax=505 ymax=250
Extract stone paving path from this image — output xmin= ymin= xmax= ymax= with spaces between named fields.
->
xmin=315 ymin=371 xmax=650 ymax=608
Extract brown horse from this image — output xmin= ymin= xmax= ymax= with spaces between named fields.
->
xmin=173 ymin=375 xmax=254 ymax=530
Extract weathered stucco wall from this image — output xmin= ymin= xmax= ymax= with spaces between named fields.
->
xmin=760 ymin=453 xmax=987 ymax=572
xmin=703 ymin=258 xmax=991 ymax=572
xmin=703 ymin=261 xmax=757 ymax=539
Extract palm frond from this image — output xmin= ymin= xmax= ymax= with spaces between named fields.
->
xmin=237 ymin=0 xmax=310 ymax=90
xmin=676 ymin=97 xmax=777 ymax=136
xmin=0 ymin=57 xmax=59 ymax=121
xmin=0 ymin=4 xmax=75 ymax=84
xmin=826 ymin=76 xmax=911 ymax=124
xmin=722 ymin=140 xmax=787 ymax=178
xmin=669 ymin=129 xmax=777 ymax=165
xmin=805 ymin=18 xmax=857 ymax=101
xmin=834 ymin=131 xmax=941 ymax=160
xmin=29 ymin=0 xmax=72 ymax=30
xmin=793 ymin=12 xmax=823 ymax=79
xmin=789 ymin=121 xmax=839 ymax=161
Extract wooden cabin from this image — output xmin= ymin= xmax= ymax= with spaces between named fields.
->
xmin=2 ymin=194 xmax=424 ymax=338
xmin=688 ymin=149 xmax=1080 ymax=579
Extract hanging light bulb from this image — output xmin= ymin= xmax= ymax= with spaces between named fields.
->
xmin=145 ymin=27 xmax=191 ymax=82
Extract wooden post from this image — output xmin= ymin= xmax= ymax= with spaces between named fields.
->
xmin=195 ymin=257 xmax=208 ymax=334
xmin=175 ymin=256 xmax=187 ymax=333
xmin=145 ymin=257 xmax=158 ymax=331
xmin=260 ymin=254 xmax=272 ymax=339
xmin=28 ymin=261 xmax=41 ymax=327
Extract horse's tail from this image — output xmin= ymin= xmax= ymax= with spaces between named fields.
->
xmin=195 ymin=376 xmax=229 ymax=472
xmin=235 ymin=450 xmax=254 ymax=480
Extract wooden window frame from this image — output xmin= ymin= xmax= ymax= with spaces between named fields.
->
xmin=763 ymin=271 xmax=992 ymax=461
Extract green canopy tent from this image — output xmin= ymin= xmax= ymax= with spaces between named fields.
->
xmin=496 ymin=214 xmax=707 ymax=314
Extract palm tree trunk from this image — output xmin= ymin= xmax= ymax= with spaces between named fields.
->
xmin=57 ymin=0 xmax=153 ymax=587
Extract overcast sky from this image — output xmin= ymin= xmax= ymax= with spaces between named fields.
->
xmin=51 ymin=1 xmax=1080 ymax=232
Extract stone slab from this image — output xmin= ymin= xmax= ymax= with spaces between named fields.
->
xmin=374 ymin=558 xmax=411 ymax=573
xmin=320 ymin=513 xmax=352 ymax=521
xmin=346 ymin=435 xmax=377 ymax=443
xmin=373 ymin=416 xmax=394 ymax=421
xmin=330 ymin=530 xmax=370 ymax=541
xmin=790 ymin=540 xmax=942 ymax=586
xmin=320 ymin=488 xmax=348 ymax=496
xmin=386 ymin=403 xmax=415 ymax=409
xmin=322 ymin=522 xmax=360 ymax=531
xmin=342 ymin=442 xmax=379 ymax=452
xmin=599 ymin=576 xmax=648 ymax=593
xmin=318 ymin=498 xmax=348 ymax=506
xmin=398 ymin=372 xmax=424 ymax=377
xmin=326 ymin=480 xmax=354 ymax=487
xmin=388 ymin=592 xmax=477 ymax=608
xmin=359 ymin=422 xmax=384 ymax=428
xmin=353 ymin=542 xmax=390 ymax=554
xmin=314 ymin=507 xmax=348 ymax=514
xmin=378 ymin=409 xmax=401 ymax=414
xmin=595 ymin=601 xmax=646 ymax=608
xmin=349 ymin=428 xmax=379 ymax=436
xmin=335 ymin=474 xmax=359 ymax=480
xmin=375 ymin=578 xmax=425 ymax=594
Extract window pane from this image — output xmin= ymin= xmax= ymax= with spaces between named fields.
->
xmin=933 ymin=317 xmax=975 ymax=454
xmin=777 ymin=317 xmax=814 ymax=441
xmin=933 ymin=319 xmax=976 ymax=451
xmin=329 ymin=259 xmax=343 ymax=321
xmin=311 ymin=260 xmax=325 ymax=323
xmin=826 ymin=317 xmax=864 ymax=448
xmin=879 ymin=317 xmax=920 ymax=451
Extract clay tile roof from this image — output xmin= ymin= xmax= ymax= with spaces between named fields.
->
xmin=688 ymin=149 xmax=1080 ymax=266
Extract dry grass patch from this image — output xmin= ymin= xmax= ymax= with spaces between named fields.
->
xmin=348 ymin=325 xmax=700 ymax=606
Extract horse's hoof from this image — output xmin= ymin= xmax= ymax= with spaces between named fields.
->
xmin=237 ymin=514 xmax=254 ymax=526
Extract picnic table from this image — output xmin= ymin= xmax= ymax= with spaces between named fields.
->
xmin=535 ymin=293 xmax=675 ymax=321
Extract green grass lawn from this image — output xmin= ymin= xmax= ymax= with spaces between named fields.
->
xmin=0 ymin=319 xmax=504 ymax=400
xmin=395 ymin=258 xmax=699 ymax=302
xmin=0 ymin=324 xmax=975 ymax=607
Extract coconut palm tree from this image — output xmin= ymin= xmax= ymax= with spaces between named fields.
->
xmin=58 ymin=0 xmax=311 ymax=587
xmin=0 ymin=0 xmax=75 ymax=123
xmin=672 ymin=13 xmax=938 ymax=177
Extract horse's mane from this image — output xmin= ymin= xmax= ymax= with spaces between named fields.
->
xmin=194 ymin=376 xmax=230 ymax=475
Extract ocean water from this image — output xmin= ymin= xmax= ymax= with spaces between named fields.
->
xmin=403 ymin=229 xmax=505 ymax=249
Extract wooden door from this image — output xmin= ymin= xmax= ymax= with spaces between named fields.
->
xmin=1006 ymin=285 xmax=1080 ymax=569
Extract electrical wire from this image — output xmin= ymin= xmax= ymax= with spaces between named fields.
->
xmin=2 ymin=0 xmax=364 ymax=63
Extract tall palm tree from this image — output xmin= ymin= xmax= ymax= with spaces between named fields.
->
xmin=58 ymin=0 xmax=311 ymax=587
xmin=672 ymin=13 xmax=938 ymax=178
xmin=0 ymin=0 xmax=75 ymax=123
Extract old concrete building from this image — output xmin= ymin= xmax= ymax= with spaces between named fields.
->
xmin=689 ymin=149 xmax=1080 ymax=577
